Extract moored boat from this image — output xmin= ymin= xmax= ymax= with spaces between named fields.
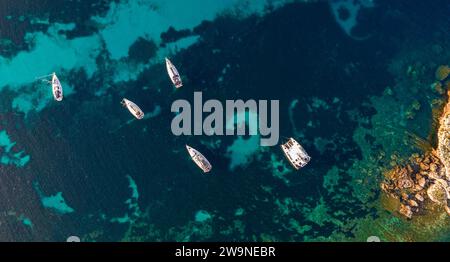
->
xmin=186 ymin=145 xmax=212 ymax=173
xmin=36 ymin=72 xmax=63 ymax=101
xmin=165 ymin=58 xmax=183 ymax=88
xmin=121 ymin=98 xmax=145 ymax=120
xmin=51 ymin=73 xmax=63 ymax=101
xmin=281 ymin=137 xmax=311 ymax=170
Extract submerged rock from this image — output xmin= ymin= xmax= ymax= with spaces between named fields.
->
xmin=435 ymin=65 xmax=450 ymax=81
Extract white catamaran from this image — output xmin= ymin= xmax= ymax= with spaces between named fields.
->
xmin=165 ymin=58 xmax=183 ymax=88
xmin=281 ymin=137 xmax=311 ymax=170
xmin=121 ymin=98 xmax=145 ymax=120
xmin=36 ymin=72 xmax=63 ymax=101
xmin=186 ymin=145 xmax=212 ymax=173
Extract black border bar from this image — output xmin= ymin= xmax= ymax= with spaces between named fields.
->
xmin=0 ymin=242 xmax=447 ymax=260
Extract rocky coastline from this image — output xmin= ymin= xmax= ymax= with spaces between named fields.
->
xmin=381 ymin=65 xmax=450 ymax=219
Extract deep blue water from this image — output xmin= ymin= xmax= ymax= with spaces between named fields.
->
xmin=0 ymin=0 xmax=449 ymax=241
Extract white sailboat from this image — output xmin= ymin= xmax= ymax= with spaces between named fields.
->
xmin=51 ymin=73 xmax=63 ymax=101
xmin=121 ymin=98 xmax=145 ymax=120
xmin=36 ymin=72 xmax=63 ymax=101
xmin=186 ymin=145 xmax=212 ymax=173
xmin=281 ymin=138 xmax=311 ymax=170
xmin=165 ymin=58 xmax=183 ymax=88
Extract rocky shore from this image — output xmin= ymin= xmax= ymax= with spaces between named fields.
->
xmin=381 ymin=65 xmax=450 ymax=219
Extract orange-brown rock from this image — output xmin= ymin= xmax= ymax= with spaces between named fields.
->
xmin=399 ymin=204 xmax=413 ymax=219
xmin=419 ymin=162 xmax=429 ymax=171
xmin=380 ymin=68 xmax=450 ymax=219
xmin=407 ymin=165 xmax=413 ymax=173
xmin=409 ymin=199 xmax=419 ymax=207
xmin=415 ymin=173 xmax=422 ymax=180
xmin=418 ymin=177 xmax=426 ymax=188
xmin=445 ymin=206 xmax=450 ymax=216
xmin=398 ymin=178 xmax=413 ymax=189
xmin=415 ymin=193 xmax=424 ymax=202
xmin=381 ymin=183 xmax=388 ymax=192
xmin=430 ymin=163 xmax=437 ymax=172
xmin=401 ymin=193 xmax=409 ymax=201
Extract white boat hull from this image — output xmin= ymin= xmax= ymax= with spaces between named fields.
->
xmin=51 ymin=73 xmax=63 ymax=101
xmin=165 ymin=58 xmax=183 ymax=88
xmin=122 ymin=98 xmax=145 ymax=120
xmin=186 ymin=145 xmax=212 ymax=173
xmin=281 ymin=138 xmax=311 ymax=170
